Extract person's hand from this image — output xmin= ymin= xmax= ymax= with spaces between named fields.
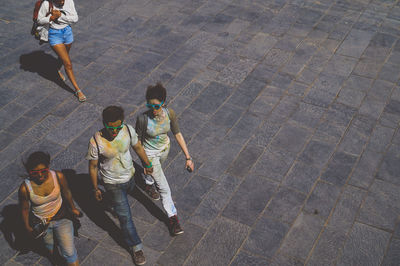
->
xmin=51 ymin=9 xmax=61 ymax=18
xmin=185 ymin=159 xmax=194 ymax=172
xmin=71 ymin=208 xmax=83 ymax=218
xmin=94 ymin=189 xmax=102 ymax=202
xmin=144 ymin=167 xmax=153 ymax=175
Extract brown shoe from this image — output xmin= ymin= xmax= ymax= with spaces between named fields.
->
xmin=133 ymin=250 xmax=146 ymax=265
xmin=145 ymin=184 xmax=160 ymax=200
xmin=169 ymin=215 xmax=184 ymax=236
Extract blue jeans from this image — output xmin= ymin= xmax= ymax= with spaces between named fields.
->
xmin=103 ymin=177 xmax=143 ymax=252
xmin=42 ymin=218 xmax=78 ymax=263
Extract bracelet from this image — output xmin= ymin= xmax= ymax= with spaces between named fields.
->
xmin=144 ymin=162 xmax=152 ymax=168
xmin=186 ymin=157 xmax=192 ymax=160
xmin=93 ymin=188 xmax=99 ymax=192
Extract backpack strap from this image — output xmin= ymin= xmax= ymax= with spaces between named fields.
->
xmin=138 ymin=113 xmax=148 ymax=145
xmin=126 ymin=124 xmax=132 ymax=142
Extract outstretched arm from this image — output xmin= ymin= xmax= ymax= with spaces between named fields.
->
xmin=57 ymin=171 xmax=81 ymax=217
xmin=18 ymin=184 xmax=33 ymax=235
xmin=133 ymin=141 xmax=153 ymax=175
xmin=174 ymin=132 xmax=194 ymax=171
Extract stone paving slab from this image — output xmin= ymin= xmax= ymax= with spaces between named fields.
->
xmin=1 ymin=0 xmax=400 ymax=265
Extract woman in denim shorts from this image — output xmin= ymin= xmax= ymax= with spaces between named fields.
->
xmin=19 ymin=151 xmax=82 ymax=265
xmin=36 ymin=0 xmax=86 ymax=102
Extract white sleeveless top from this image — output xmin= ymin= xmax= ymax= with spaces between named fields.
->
xmin=24 ymin=170 xmax=63 ymax=219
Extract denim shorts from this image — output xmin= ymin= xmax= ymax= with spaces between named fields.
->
xmin=48 ymin=25 xmax=74 ymax=46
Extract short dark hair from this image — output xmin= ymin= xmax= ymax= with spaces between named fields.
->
xmin=24 ymin=151 xmax=50 ymax=172
xmin=102 ymin=106 xmax=124 ymax=124
xmin=146 ymin=82 xmax=167 ymax=102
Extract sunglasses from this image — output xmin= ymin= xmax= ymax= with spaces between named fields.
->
xmin=104 ymin=122 xmax=124 ymax=130
xmin=146 ymin=101 xmax=164 ymax=110
xmin=29 ymin=168 xmax=49 ymax=176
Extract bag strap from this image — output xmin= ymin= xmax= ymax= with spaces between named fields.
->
xmin=138 ymin=113 xmax=148 ymax=145
xmin=93 ymin=133 xmax=100 ymax=160
xmin=126 ymin=124 xmax=132 ymax=142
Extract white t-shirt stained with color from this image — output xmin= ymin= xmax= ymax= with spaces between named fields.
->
xmin=86 ymin=124 xmax=138 ymax=184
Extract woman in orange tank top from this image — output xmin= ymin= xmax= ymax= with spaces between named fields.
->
xmin=18 ymin=151 xmax=81 ymax=266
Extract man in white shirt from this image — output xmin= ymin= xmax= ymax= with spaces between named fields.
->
xmin=87 ymin=106 xmax=153 ymax=265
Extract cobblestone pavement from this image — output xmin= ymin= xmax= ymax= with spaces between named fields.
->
xmin=1 ymin=0 xmax=400 ymax=265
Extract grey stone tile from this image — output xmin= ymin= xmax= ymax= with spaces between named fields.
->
xmin=323 ymin=54 xmax=358 ymax=77
xmin=189 ymin=82 xmax=233 ymax=115
xmin=184 ymin=217 xmax=249 ymax=266
xmin=358 ymin=179 xmax=400 ymax=230
xmin=45 ymin=103 xmax=102 ymax=147
xmin=231 ymin=251 xmax=270 ymax=266
xmin=298 ymin=139 xmax=336 ymax=168
xmin=337 ymin=127 xmax=368 ymax=156
xmin=143 ymin=220 xmax=173 ymax=252
xmin=248 ymin=121 xmax=280 ymax=148
xmin=351 ymin=114 xmax=377 ymax=136
xmin=175 ymin=175 xmax=215 ymax=214
xmin=270 ymin=253 xmax=303 ymax=266
xmin=157 ymin=223 xmax=205 ymax=265
xmin=270 ymin=122 xmax=312 ymax=154
xmin=283 ymin=161 xmax=320 ymax=194
xmin=209 ymin=103 xmax=244 ymax=129
xmin=328 ymin=185 xmax=365 ymax=229
xmin=244 ymin=215 xmax=289 ymax=258
xmin=304 ymin=181 xmax=341 ymax=218
xmin=349 ymin=149 xmax=384 ymax=188
xmin=0 ymin=235 xmax=18 ymax=265
xmin=189 ymin=190 xmax=231 ymax=228
xmin=306 ymin=226 xmax=348 ymax=266
xmin=252 ymin=147 xmax=296 ymax=181
xmin=287 ymin=82 xmax=309 ymax=97
xmin=376 ymin=150 xmax=400 ymax=186
xmin=321 ymin=151 xmax=358 ymax=186
xmin=368 ymin=79 xmax=394 ymax=101
xmin=384 ymin=99 xmax=400 ymax=116
xmin=337 ymin=222 xmax=391 ymax=266
xmin=222 ymin=175 xmax=278 ymax=226
xmin=379 ymin=111 xmax=400 ymax=129
xmin=264 ymin=48 xmax=292 ymax=67
xmin=13 ymin=251 xmax=41 ymax=265
xmin=197 ymin=140 xmax=244 ymax=181
xmin=368 ymin=125 xmax=395 ymax=153
xmin=0 ymin=131 xmax=17 ymax=151
xmin=227 ymin=144 xmax=264 ymax=178
xmin=249 ymin=63 xmax=278 ymax=84
xmin=290 ymin=102 xmax=326 ymax=129
xmin=353 ymin=57 xmax=383 ymax=78
xmin=279 ymin=212 xmax=324 ymax=260
xmin=215 ymin=58 xmax=257 ymax=86
xmin=267 ymin=95 xmax=299 ymax=124
xmin=74 ymin=236 xmax=99 ymax=262
xmin=240 ymin=33 xmax=277 ymax=60
xmin=337 ymin=29 xmax=375 ymax=58
xmin=382 ymin=238 xmax=400 ymax=266
xmin=265 ymin=186 xmax=306 ymax=224
xmin=337 ymin=86 xmax=365 ymax=108
xmin=379 ymin=63 xmax=400 ymax=83
xmin=226 ymin=111 xmax=264 ymax=145
xmin=82 ymin=244 xmax=128 ymax=265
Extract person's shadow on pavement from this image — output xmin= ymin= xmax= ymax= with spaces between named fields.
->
xmin=63 ymin=164 xmax=169 ymax=253
xmin=0 ymin=204 xmax=64 ymax=265
xmin=19 ymin=50 xmax=74 ymax=93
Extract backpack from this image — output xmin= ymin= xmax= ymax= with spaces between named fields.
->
xmin=31 ymin=0 xmax=53 ymax=43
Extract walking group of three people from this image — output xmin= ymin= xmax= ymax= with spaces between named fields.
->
xmin=21 ymin=0 xmax=194 ymax=264
xmin=20 ymin=83 xmax=194 ymax=265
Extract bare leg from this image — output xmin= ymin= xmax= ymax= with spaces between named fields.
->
xmin=51 ymin=43 xmax=86 ymax=101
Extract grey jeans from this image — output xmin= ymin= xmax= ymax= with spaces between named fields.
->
xmin=145 ymin=146 xmax=177 ymax=217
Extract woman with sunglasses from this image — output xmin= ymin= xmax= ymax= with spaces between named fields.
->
xmin=36 ymin=0 xmax=86 ymax=102
xmin=136 ymin=83 xmax=194 ymax=236
xmin=18 ymin=151 xmax=81 ymax=265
